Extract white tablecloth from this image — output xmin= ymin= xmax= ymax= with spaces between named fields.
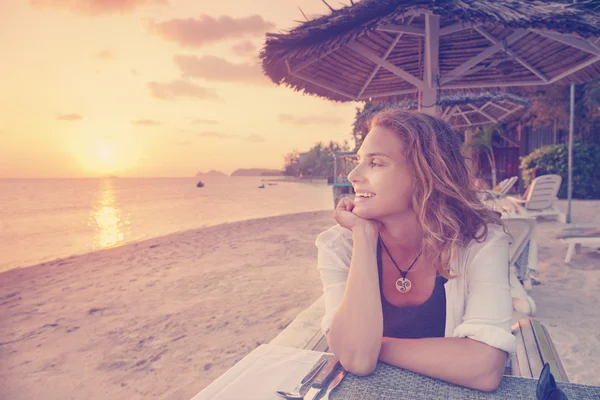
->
xmin=192 ymin=344 xmax=326 ymax=400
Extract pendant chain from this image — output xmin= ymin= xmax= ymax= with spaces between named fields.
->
xmin=379 ymin=237 xmax=422 ymax=280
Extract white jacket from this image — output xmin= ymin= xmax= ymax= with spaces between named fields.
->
xmin=316 ymin=224 xmax=517 ymax=354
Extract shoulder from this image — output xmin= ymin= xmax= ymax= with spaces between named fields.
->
xmin=459 ymin=224 xmax=509 ymax=269
xmin=315 ymin=224 xmax=353 ymax=250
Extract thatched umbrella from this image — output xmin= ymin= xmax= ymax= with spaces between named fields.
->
xmin=261 ymin=0 xmax=600 ymax=113
xmin=353 ymin=92 xmax=530 ymax=134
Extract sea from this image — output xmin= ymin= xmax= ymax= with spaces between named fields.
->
xmin=0 ymin=177 xmax=334 ymax=273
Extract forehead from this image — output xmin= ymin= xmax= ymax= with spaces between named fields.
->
xmin=358 ymin=125 xmax=405 ymax=159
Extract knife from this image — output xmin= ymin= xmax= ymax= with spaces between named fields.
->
xmin=319 ymin=368 xmax=347 ymax=400
xmin=303 ymin=356 xmax=341 ymax=400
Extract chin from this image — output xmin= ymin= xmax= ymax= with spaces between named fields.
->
xmin=352 ymin=204 xmax=378 ymax=220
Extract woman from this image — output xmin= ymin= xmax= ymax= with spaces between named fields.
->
xmin=316 ymin=109 xmax=515 ymax=392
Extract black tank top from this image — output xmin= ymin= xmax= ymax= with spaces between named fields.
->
xmin=377 ymin=241 xmax=447 ymax=339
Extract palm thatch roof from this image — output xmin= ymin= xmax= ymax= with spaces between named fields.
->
xmin=261 ymin=0 xmax=600 ymax=102
xmin=354 ymin=92 xmax=530 ymax=132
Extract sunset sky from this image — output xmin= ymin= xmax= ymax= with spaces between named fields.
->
xmin=0 ymin=0 xmax=358 ymax=178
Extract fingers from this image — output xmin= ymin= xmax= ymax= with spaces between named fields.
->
xmin=338 ymin=197 xmax=354 ymax=212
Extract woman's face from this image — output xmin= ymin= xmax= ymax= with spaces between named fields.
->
xmin=348 ymin=125 xmax=415 ymax=220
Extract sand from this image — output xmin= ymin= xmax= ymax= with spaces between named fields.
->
xmin=0 ymin=211 xmax=335 ymax=400
xmin=2 ymin=201 xmax=600 ymax=400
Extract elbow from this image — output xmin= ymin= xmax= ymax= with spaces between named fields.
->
xmin=473 ymin=371 xmax=503 ymax=392
xmin=471 ymin=357 xmax=506 ymax=392
xmin=340 ymin=357 xmax=378 ymax=376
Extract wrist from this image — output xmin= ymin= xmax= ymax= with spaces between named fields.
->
xmin=352 ymin=221 xmax=379 ymax=242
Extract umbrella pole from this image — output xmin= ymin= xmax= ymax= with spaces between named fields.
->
xmin=421 ymin=14 xmax=441 ymax=116
xmin=567 ymin=83 xmax=574 ymax=224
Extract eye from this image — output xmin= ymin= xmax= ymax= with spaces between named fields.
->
xmin=369 ymin=160 xmax=382 ymax=167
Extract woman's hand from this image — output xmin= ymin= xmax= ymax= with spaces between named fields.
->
xmin=334 ymin=197 xmax=380 ymax=234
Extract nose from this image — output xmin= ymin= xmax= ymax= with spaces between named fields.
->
xmin=347 ymin=163 xmax=363 ymax=184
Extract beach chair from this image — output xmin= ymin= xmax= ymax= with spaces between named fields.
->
xmin=506 ymin=175 xmax=566 ymax=222
xmin=486 ymin=176 xmax=518 ymax=198
xmin=504 ymin=217 xmax=538 ymax=316
xmin=556 ymin=227 xmax=600 ymax=263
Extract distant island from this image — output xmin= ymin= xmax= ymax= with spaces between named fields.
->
xmin=230 ymin=168 xmax=284 ymax=177
xmin=195 ymin=170 xmax=227 ymax=178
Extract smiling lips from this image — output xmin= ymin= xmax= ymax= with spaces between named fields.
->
xmin=355 ymin=192 xmax=376 ymax=199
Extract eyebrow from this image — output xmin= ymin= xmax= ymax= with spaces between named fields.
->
xmin=356 ymin=152 xmax=390 ymax=160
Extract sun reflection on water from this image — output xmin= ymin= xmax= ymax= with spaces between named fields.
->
xmin=89 ymin=179 xmax=128 ymax=249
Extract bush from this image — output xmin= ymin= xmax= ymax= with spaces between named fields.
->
xmin=519 ymin=143 xmax=600 ymax=199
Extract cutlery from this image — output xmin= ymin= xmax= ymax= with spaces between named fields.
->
xmin=276 ymin=356 xmax=328 ymax=399
xmin=303 ymin=356 xmax=341 ymax=400
xmin=320 ymin=368 xmax=347 ymax=400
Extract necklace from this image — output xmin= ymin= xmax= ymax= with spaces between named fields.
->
xmin=379 ymin=237 xmax=422 ymax=294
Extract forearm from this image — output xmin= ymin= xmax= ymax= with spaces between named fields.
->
xmin=379 ymin=337 xmax=508 ymax=392
xmin=327 ymin=225 xmax=382 ymax=375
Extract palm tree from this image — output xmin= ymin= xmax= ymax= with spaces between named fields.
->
xmin=467 ymin=125 xmax=501 ymax=188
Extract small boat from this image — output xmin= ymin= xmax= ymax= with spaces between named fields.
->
xmin=197 ymin=181 xmax=205 ymax=188
xmin=258 ymin=184 xmax=265 ymax=188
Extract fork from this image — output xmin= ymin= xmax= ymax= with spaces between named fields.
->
xmin=275 ymin=357 xmax=328 ymax=399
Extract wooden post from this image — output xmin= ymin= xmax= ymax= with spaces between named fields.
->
xmin=464 ymin=128 xmax=474 ymax=175
xmin=421 ymin=14 xmax=440 ymax=116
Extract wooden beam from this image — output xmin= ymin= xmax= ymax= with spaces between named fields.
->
xmin=443 ymin=80 xmax=545 ymax=89
xmin=358 ymin=15 xmax=416 ymax=98
xmin=475 ymin=27 xmax=549 ymax=83
xmin=286 ymin=60 xmax=357 ymax=100
xmin=357 ymin=88 xmax=416 ymax=100
xmin=439 ymin=22 xmax=476 ymax=36
xmin=474 ymin=104 xmax=498 ymax=124
xmin=489 ymin=102 xmax=512 ymax=113
xmin=440 ymin=29 xmax=530 ymax=85
xmin=377 ymin=23 xmax=425 ymax=36
xmin=548 ymin=55 xmax=600 ymax=84
xmin=421 ymin=14 xmax=440 ymax=115
xmin=290 ymin=47 xmax=340 ymax=74
xmin=347 ymin=42 xmax=425 ymax=89
xmin=533 ymin=30 xmax=600 ymax=56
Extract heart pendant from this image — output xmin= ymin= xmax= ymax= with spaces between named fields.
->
xmin=395 ymin=277 xmax=412 ymax=293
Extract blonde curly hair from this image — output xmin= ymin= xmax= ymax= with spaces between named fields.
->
xmin=370 ymin=108 xmax=503 ymax=278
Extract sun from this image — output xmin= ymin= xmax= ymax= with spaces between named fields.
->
xmin=68 ymin=120 xmax=142 ymax=176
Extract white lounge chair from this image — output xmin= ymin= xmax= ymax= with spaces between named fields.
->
xmin=556 ymin=227 xmax=600 ymax=263
xmin=506 ymin=174 xmax=566 ymax=222
xmin=504 ymin=216 xmax=538 ymax=316
xmin=486 ymin=176 xmax=518 ymax=198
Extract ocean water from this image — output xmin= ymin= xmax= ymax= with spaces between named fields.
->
xmin=0 ymin=177 xmax=334 ymax=272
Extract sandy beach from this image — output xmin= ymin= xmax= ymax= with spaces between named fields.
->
xmin=0 ymin=211 xmax=334 ymax=400
xmin=2 ymin=202 xmax=600 ymax=400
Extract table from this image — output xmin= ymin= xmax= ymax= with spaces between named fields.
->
xmin=192 ymin=344 xmax=600 ymax=400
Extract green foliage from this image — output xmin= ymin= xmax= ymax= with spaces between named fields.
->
xmin=283 ymin=140 xmax=350 ymax=178
xmin=519 ymin=143 xmax=600 ymax=199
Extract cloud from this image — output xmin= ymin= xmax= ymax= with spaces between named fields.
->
xmin=175 ymin=55 xmax=268 ymax=85
xmin=30 ymin=0 xmax=167 ymax=16
xmin=150 ymin=15 xmax=274 ymax=47
xmin=191 ymin=118 xmax=218 ymax=125
xmin=95 ymin=50 xmax=116 ymax=60
xmin=231 ymin=40 xmax=257 ymax=57
xmin=278 ymin=113 xmax=344 ymax=126
xmin=57 ymin=113 xmax=83 ymax=121
xmin=173 ymin=140 xmax=192 ymax=146
xmin=148 ymin=80 xmax=222 ymax=101
xmin=245 ymin=134 xmax=266 ymax=143
xmin=198 ymin=131 xmax=237 ymax=139
xmin=132 ymin=119 xmax=160 ymax=126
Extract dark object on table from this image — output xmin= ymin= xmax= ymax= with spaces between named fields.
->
xmin=537 ymin=363 xmax=568 ymax=400
xmin=196 ymin=181 xmax=205 ymax=188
